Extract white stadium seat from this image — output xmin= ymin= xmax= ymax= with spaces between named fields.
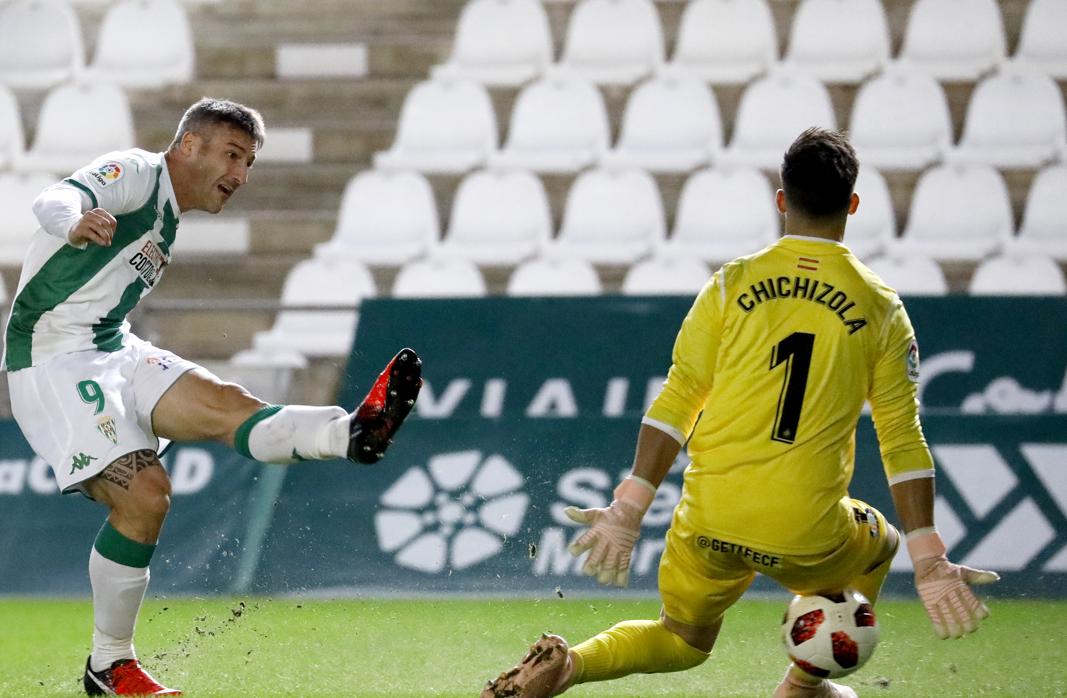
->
xmin=17 ymin=83 xmax=135 ymax=175
xmin=556 ymin=0 xmax=664 ymax=85
xmin=969 ymin=253 xmax=1067 ymax=295
xmin=83 ymin=0 xmax=194 ymax=88
xmin=432 ymin=0 xmax=553 ymax=86
xmin=392 ymin=256 xmax=487 ymax=298
xmin=897 ymin=0 xmax=1006 ymax=81
xmin=0 ymin=172 xmax=55 ymax=265
xmin=846 ymin=167 xmax=896 ymax=260
xmin=951 ymin=68 xmax=1067 ymax=168
xmin=0 ymin=0 xmax=84 ymax=89
xmin=1009 ymin=165 xmax=1067 ymax=260
xmin=783 ymin=0 xmax=890 ymax=84
xmin=663 ymin=167 xmax=778 ymax=263
xmin=667 ymin=0 xmax=777 ymax=84
xmin=489 ymin=75 xmax=610 ymax=173
xmin=622 ymin=254 xmax=710 ymax=296
xmin=374 ymin=78 xmax=497 ymax=174
xmin=1013 ymin=0 xmax=1067 ymax=79
xmin=252 ymin=258 xmax=377 ymax=358
xmin=554 ymin=168 xmax=665 ymax=265
xmin=865 ymin=253 xmax=949 ymax=296
xmin=848 ymin=67 xmax=952 ymax=171
xmin=315 ymin=170 xmax=439 ymax=266
xmin=0 ymin=86 xmax=24 ymax=170
xmin=506 ymin=254 xmax=602 ymax=296
xmin=438 ymin=169 xmax=552 ymax=265
xmin=602 ymin=76 xmax=721 ymax=173
xmin=722 ymin=70 xmax=836 ymax=170
xmin=892 ymin=164 xmax=1013 ymax=262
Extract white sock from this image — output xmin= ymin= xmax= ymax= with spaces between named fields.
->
xmin=239 ymin=405 xmax=349 ymax=464
xmin=89 ymin=548 xmax=149 ymax=672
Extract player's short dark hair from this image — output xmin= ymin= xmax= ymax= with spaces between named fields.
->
xmin=780 ymin=127 xmax=858 ymax=219
xmin=169 ymin=97 xmax=265 ymax=150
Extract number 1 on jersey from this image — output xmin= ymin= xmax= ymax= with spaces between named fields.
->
xmin=770 ymin=332 xmax=814 ymax=444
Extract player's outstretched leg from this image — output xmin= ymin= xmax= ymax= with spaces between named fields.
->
xmin=83 ymin=657 xmax=182 ymax=696
xmin=772 ymin=664 xmax=858 ymax=698
xmin=481 ymin=634 xmax=574 ymax=698
xmin=348 ymin=347 xmax=423 ymax=464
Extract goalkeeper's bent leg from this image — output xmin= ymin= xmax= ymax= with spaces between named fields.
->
xmin=850 ymin=523 xmax=900 ymax=604
xmin=570 ymin=619 xmax=712 ymax=685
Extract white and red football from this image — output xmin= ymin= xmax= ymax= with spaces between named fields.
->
xmin=781 ymin=589 xmax=879 ymax=679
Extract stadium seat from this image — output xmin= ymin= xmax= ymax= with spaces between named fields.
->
xmin=848 ymin=67 xmax=952 ymax=171
xmin=0 ymin=172 xmax=60 ymax=265
xmin=489 ymin=75 xmax=610 ymax=173
xmin=864 ymin=253 xmax=949 ymax=296
xmin=252 ymin=258 xmax=377 ymax=358
xmin=374 ymin=78 xmax=497 ymax=174
xmin=553 ymin=167 xmax=666 ymax=265
xmin=0 ymin=86 xmax=24 ymax=170
xmin=662 ymin=167 xmax=778 ymax=263
xmin=1009 ymin=165 xmax=1067 ymax=260
xmin=601 ymin=76 xmax=721 ymax=173
xmin=314 ymin=170 xmax=439 ymax=266
xmin=667 ymin=0 xmax=777 ymax=84
xmin=621 ymin=253 xmax=710 ymax=296
xmin=82 ymin=0 xmax=194 ymax=87
xmin=897 ymin=0 xmax=1007 ymax=81
xmin=969 ymin=252 xmax=1067 ymax=295
xmin=0 ymin=0 xmax=84 ymax=89
xmin=437 ymin=168 xmax=552 ymax=265
xmin=1013 ymin=0 xmax=1067 ymax=79
xmin=846 ymin=167 xmax=896 ymax=260
xmin=721 ymin=69 xmax=836 ymax=170
xmin=432 ymin=0 xmax=553 ymax=86
xmin=506 ymin=254 xmax=602 ymax=296
xmin=391 ymin=256 xmax=487 ymax=298
xmin=782 ymin=0 xmax=890 ymax=84
xmin=891 ymin=164 xmax=1013 ymax=261
xmin=951 ymin=68 xmax=1067 ymax=168
xmin=555 ymin=0 xmax=664 ymax=85
xmin=17 ymin=83 xmax=136 ymax=175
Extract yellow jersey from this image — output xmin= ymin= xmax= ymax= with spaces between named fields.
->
xmin=645 ymin=235 xmax=933 ymax=554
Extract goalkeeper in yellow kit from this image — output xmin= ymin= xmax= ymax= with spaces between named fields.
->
xmin=482 ymin=128 xmax=999 ymax=698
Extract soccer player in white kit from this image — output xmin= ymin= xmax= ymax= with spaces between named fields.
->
xmin=2 ymin=98 xmax=423 ymax=696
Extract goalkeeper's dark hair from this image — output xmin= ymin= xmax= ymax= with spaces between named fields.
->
xmin=169 ymin=97 xmax=265 ymax=150
xmin=780 ymin=127 xmax=858 ymax=219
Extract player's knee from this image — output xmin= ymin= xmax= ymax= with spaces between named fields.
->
xmin=205 ymin=381 xmax=266 ymax=437
xmin=658 ymin=619 xmax=715 ymax=670
xmin=126 ymin=465 xmax=172 ymax=522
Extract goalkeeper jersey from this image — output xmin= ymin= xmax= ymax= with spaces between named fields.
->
xmin=645 ymin=235 xmax=932 ymax=555
xmin=3 ymin=149 xmax=180 ymax=372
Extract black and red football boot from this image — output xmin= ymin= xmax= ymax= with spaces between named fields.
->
xmin=348 ymin=347 xmax=423 ymax=464
xmin=83 ymin=657 xmax=182 ymax=696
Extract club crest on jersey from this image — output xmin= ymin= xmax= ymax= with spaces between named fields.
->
xmin=97 ymin=415 xmax=118 ymax=445
xmin=906 ymin=341 xmax=921 ymax=383
xmin=89 ymin=161 xmax=124 ymax=187
xmin=128 ymin=240 xmax=167 ymax=287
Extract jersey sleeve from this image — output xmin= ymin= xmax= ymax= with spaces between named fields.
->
xmin=643 ymin=271 xmax=724 ymax=445
xmin=61 ymin=152 xmax=155 ymax=216
xmin=868 ymin=299 xmax=935 ymax=484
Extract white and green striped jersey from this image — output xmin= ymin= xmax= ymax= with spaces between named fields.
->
xmin=2 ymin=149 xmax=180 ymax=372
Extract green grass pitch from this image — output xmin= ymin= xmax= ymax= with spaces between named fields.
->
xmin=1 ymin=597 xmax=1064 ymax=697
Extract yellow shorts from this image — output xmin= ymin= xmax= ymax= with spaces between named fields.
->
xmin=659 ymin=498 xmax=898 ymax=628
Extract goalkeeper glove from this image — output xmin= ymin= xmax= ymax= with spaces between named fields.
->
xmin=564 ymin=475 xmax=657 ymax=588
xmin=907 ymin=528 xmax=1000 ymax=639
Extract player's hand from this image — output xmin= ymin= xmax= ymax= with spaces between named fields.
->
xmin=69 ymin=208 xmax=117 ymax=247
xmin=908 ymin=529 xmax=999 ymax=639
xmin=565 ymin=498 xmax=644 ymax=588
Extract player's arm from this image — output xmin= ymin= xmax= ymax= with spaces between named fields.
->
xmin=33 ymin=183 xmax=117 ymax=248
xmin=566 ymin=275 xmax=723 ymax=587
xmin=870 ymin=302 xmax=998 ymax=639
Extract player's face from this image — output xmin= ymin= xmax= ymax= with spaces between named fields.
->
xmin=190 ymin=125 xmax=257 ymax=213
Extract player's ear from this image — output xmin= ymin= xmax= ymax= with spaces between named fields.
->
xmin=848 ymin=192 xmax=860 ymax=216
xmin=775 ymin=189 xmax=787 ymax=215
xmin=179 ymin=130 xmax=201 ymax=157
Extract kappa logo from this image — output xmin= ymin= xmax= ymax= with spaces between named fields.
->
xmin=69 ymin=452 xmax=98 ymax=475
xmin=375 ymin=451 xmax=529 ymax=574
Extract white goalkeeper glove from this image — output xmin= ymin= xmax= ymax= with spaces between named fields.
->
xmin=564 ymin=475 xmax=657 ymax=588
xmin=907 ymin=528 xmax=1000 ymax=639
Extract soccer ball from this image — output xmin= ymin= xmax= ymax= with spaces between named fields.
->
xmin=781 ymin=589 xmax=879 ymax=679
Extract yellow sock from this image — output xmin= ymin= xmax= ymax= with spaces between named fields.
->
xmin=571 ymin=620 xmax=709 ymax=684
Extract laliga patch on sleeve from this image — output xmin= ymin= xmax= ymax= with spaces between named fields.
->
xmin=906 ymin=341 xmax=920 ymax=383
xmin=88 ymin=161 xmax=125 ymax=188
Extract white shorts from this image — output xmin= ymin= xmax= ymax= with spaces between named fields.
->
xmin=7 ymin=334 xmax=200 ymax=494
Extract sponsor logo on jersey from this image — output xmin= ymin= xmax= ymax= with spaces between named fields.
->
xmin=907 ymin=341 xmax=921 ymax=383
xmin=88 ymin=161 xmax=124 ymax=188
xmin=129 ymin=240 xmax=168 ymax=287
xmin=69 ymin=452 xmax=98 ymax=475
xmin=96 ymin=416 xmax=118 ymax=445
